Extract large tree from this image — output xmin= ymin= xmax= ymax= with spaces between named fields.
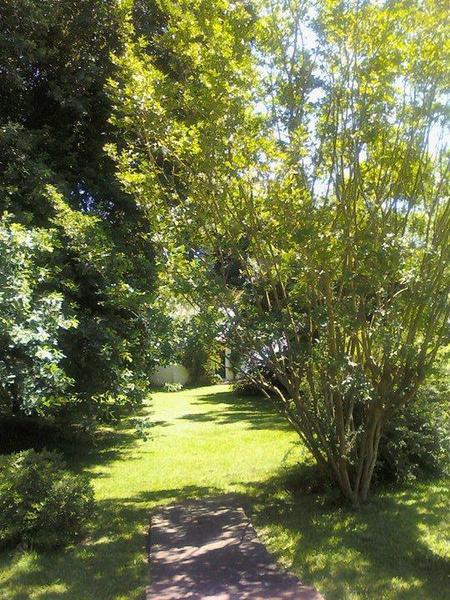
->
xmin=0 ymin=0 xmax=167 ymax=423
xmin=111 ymin=0 xmax=449 ymax=502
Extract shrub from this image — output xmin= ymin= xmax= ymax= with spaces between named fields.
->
xmin=179 ymin=313 xmax=223 ymax=385
xmin=130 ymin=416 xmax=153 ymax=441
xmin=233 ymin=377 xmax=262 ymax=397
xmin=375 ymin=375 xmax=450 ymax=483
xmin=163 ymin=382 xmax=183 ymax=392
xmin=210 ymin=373 xmax=223 ymax=384
xmin=233 ymin=365 xmax=288 ymax=397
xmin=0 ymin=449 xmax=94 ymax=549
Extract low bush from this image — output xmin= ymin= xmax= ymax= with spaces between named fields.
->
xmin=163 ymin=382 xmax=183 ymax=392
xmin=233 ymin=377 xmax=262 ymax=396
xmin=0 ymin=449 xmax=94 ymax=549
xmin=376 ymin=377 xmax=450 ymax=483
xmin=233 ymin=360 xmax=290 ymax=398
xmin=209 ymin=373 xmax=223 ymax=384
xmin=233 ymin=369 xmax=288 ymax=397
xmin=130 ymin=416 xmax=153 ymax=441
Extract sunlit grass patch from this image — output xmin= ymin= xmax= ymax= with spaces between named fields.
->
xmin=0 ymin=385 xmax=448 ymax=600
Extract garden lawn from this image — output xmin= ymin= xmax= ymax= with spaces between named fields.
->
xmin=0 ymin=384 xmax=448 ymax=600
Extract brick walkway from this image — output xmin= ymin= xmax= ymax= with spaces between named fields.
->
xmin=146 ymin=498 xmax=324 ymax=600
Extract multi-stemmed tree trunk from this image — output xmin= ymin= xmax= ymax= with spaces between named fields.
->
xmin=220 ymin=192 xmax=449 ymax=504
xmin=110 ymin=0 xmax=449 ymax=503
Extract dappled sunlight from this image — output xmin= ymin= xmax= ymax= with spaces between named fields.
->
xmin=180 ymin=389 xmax=293 ymax=431
xmin=0 ymin=386 xmax=297 ymax=600
xmin=1 ymin=387 xmax=448 ymax=600
xmin=247 ymin=474 xmax=450 ymax=600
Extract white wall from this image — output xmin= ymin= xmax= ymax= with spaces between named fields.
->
xmin=150 ymin=364 xmax=190 ymax=386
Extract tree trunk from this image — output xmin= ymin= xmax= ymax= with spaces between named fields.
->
xmin=323 ymin=409 xmax=384 ymax=505
xmin=358 ymin=416 xmax=383 ymax=502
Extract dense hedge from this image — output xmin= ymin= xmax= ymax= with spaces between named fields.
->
xmin=0 ymin=449 xmax=94 ymax=549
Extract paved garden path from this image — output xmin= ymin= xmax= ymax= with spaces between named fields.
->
xmin=146 ymin=497 xmax=324 ymax=600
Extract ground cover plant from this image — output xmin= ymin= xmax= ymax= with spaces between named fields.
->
xmin=0 ymin=386 xmax=447 ymax=600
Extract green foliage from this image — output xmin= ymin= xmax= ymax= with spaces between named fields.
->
xmin=163 ymin=382 xmax=183 ymax=392
xmin=377 ymin=370 xmax=450 ymax=483
xmin=110 ymin=0 xmax=449 ymax=502
xmin=129 ymin=415 xmax=154 ymax=441
xmin=0 ymin=213 xmax=76 ymax=417
xmin=0 ymin=0 xmax=167 ymax=426
xmin=0 ymin=449 xmax=94 ymax=549
xmin=179 ymin=313 xmax=223 ymax=384
xmin=233 ymin=378 xmax=263 ymax=397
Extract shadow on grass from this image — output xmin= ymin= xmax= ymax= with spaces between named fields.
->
xmin=0 ymin=416 xmax=81 ymax=455
xmin=0 ymin=407 xmax=172 ymax=477
xmin=180 ymin=390 xmax=292 ymax=431
xmin=0 ymin=458 xmax=447 ymax=600
xmin=0 ymin=485 xmax=221 ymax=600
xmin=1 ymin=389 xmax=448 ymax=600
xmin=245 ymin=469 xmax=450 ymax=600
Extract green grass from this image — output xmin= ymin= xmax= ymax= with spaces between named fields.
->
xmin=0 ymin=385 xmax=448 ymax=600
xmin=252 ymin=478 xmax=450 ymax=600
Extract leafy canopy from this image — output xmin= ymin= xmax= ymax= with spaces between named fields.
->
xmin=110 ymin=0 xmax=449 ymax=502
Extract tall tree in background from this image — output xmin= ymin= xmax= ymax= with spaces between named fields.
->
xmin=111 ymin=0 xmax=449 ymax=502
xmin=0 ymin=0 xmax=167 ymax=423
